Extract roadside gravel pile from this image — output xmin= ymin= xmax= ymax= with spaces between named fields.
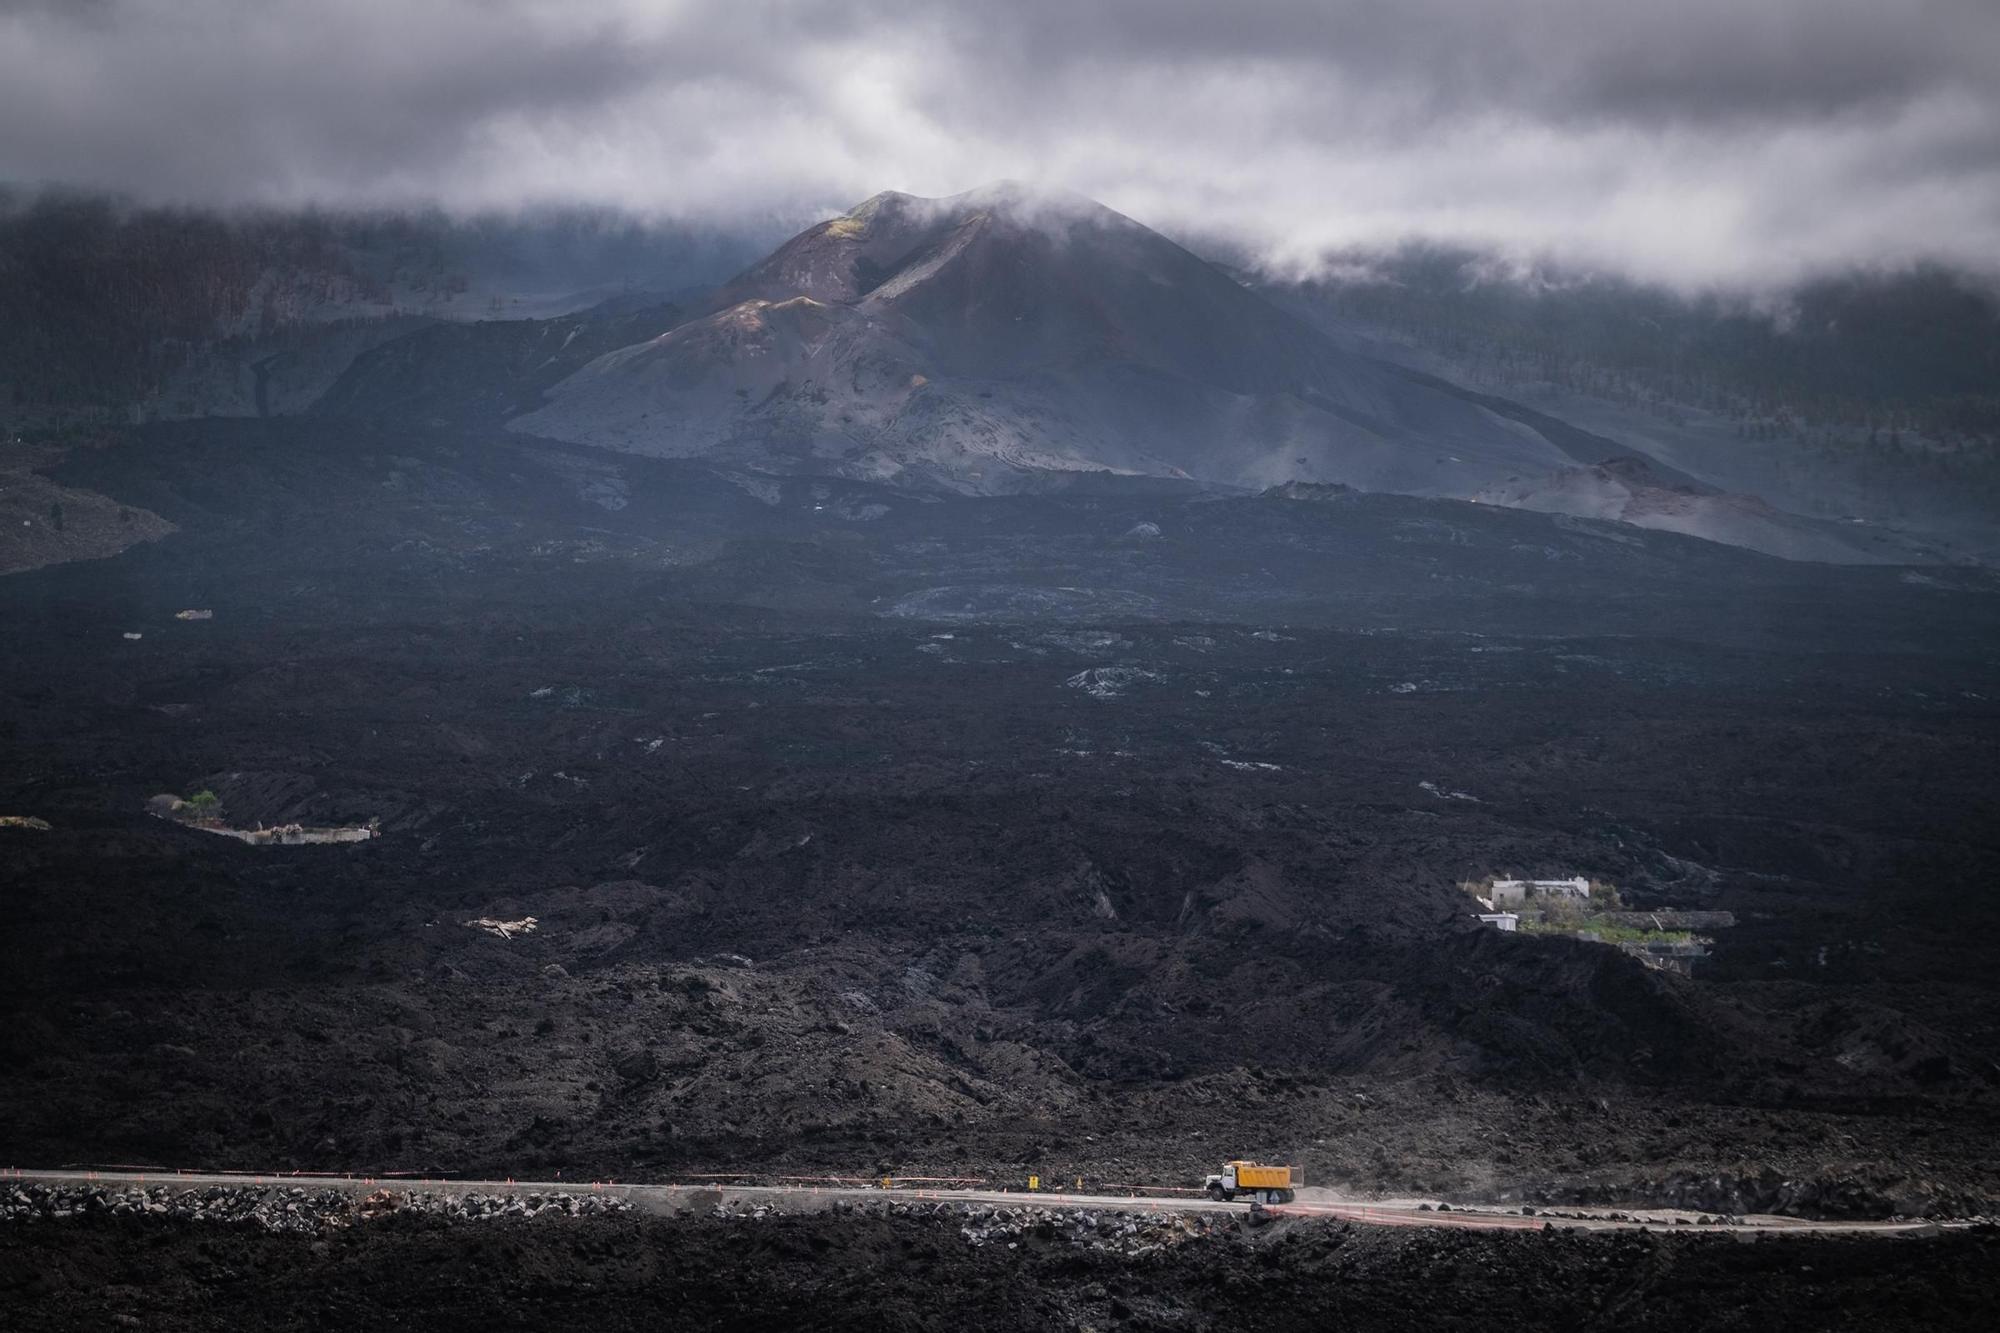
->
xmin=0 ymin=1184 xmax=630 ymax=1233
xmin=950 ymin=1203 xmax=1219 ymax=1254
xmin=714 ymin=1197 xmax=1223 ymax=1255
xmin=1519 ymin=1169 xmax=1996 ymax=1221
xmin=391 ymin=1189 xmax=634 ymax=1222
xmin=2 ymin=1185 xmax=358 ymax=1234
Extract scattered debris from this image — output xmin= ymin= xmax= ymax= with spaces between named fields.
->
xmin=466 ymin=916 xmax=539 ymax=940
xmin=175 ymin=609 xmax=214 ymax=621
xmin=1064 ymin=666 xmax=1160 ymax=699
xmin=0 ymin=815 xmax=52 ymax=831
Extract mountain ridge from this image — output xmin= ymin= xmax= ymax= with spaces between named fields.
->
xmin=512 ymin=184 xmax=1595 ymax=496
xmin=282 ymin=182 xmax=1951 ymax=563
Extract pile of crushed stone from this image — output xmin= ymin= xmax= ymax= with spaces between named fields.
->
xmin=1 ymin=1183 xmax=630 ymax=1234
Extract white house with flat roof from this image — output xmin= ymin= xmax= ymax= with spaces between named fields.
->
xmin=1488 ymin=876 xmax=1590 ymax=906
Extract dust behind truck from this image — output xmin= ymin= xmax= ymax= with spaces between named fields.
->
xmin=1203 ymin=1161 xmax=1296 ymax=1203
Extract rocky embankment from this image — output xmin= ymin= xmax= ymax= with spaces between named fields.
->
xmin=4 ymin=1183 xmax=1218 ymax=1257
xmin=1 ymin=1183 xmax=631 ymax=1233
xmin=5 ymin=1188 xmax=1998 ymax=1331
xmin=1515 ymin=1169 xmax=1997 ymax=1221
xmin=716 ymin=1197 xmax=1224 ymax=1255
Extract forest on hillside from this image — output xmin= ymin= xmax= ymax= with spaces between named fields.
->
xmin=1286 ymin=247 xmax=2000 ymax=451
xmin=0 ymin=192 xmax=760 ymax=422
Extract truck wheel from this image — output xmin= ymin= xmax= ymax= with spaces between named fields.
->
xmin=1277 ymin=1189 xmax=1295 ymax=1204
xmin=1206 ymin=1183 xmax=1227 ymax=1201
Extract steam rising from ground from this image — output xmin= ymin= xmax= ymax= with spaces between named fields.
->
xmin=2 ymin=1 xmax=1997 ymax=286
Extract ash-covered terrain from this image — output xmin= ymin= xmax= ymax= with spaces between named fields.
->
xmin=3 ymin=420 xmax=1998 ymax=1230
xmin=5 ymin=181 xmax=2000 ymax=1330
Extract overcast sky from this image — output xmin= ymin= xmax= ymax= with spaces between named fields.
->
xmin=4 ymin=0 xmax=1997 ymax=286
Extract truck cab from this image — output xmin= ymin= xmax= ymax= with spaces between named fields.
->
xmin=1203 ymin=1160 xmax=1296 ymax=1203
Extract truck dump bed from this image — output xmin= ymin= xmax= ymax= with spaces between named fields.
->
xmin=1231 ymin=1163 xmax=1292 ymax=1189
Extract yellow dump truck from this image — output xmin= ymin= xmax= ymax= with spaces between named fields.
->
xmin=1203 ymin=1160 xmax=1296 ymax=1203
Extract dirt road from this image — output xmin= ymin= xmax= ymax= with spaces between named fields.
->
xmin=6 ymin=1167 xmax=1962 ymax=1237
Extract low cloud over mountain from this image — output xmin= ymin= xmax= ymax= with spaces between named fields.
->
xmin=4 ymin=1 xmax=1998 ymax=286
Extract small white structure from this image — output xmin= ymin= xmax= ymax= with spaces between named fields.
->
xmin=1476 ymin=912 xmax=1519 ymax=932
xmin=1488 ymin=876 xmax=1590 ymax=906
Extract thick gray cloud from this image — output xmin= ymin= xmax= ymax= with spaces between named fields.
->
xmin=3 ymin=0 xmax=1997 ymax=286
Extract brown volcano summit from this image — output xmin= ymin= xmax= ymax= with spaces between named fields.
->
xmin=511 ymin=184 xmax=1589 ymax=493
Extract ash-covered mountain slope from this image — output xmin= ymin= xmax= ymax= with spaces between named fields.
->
xmin=508 ymin=185 xmax=1604 ymax=494
xmin=303 ymin=184 xmax=1941 ymax=561
xmin=1473 ymin=456 xmax=1948 ymax=564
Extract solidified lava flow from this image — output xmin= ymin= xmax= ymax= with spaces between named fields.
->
xmin=2 ymin=420 xmax=1997 ymax=1330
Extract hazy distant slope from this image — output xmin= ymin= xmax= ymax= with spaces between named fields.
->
xmin=0 ymin=191 xmax=764 ymax=427
xmin=1261 ymin=251 xmax=2000 ymax=559
xmin=1471 ymin=458 xmax=1936 ymax=564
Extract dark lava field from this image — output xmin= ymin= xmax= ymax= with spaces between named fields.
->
xmin=3 ymin=421 xmax=1998 ymax=1231
xmin=7 ymin=1204 xmax=1998 ymax=1332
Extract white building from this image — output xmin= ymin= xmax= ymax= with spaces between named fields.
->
xmin=1488 ymin=876 xmax=1590 ymax=906
xmin=1476 ymin=912 xmax=1519 ymax=932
